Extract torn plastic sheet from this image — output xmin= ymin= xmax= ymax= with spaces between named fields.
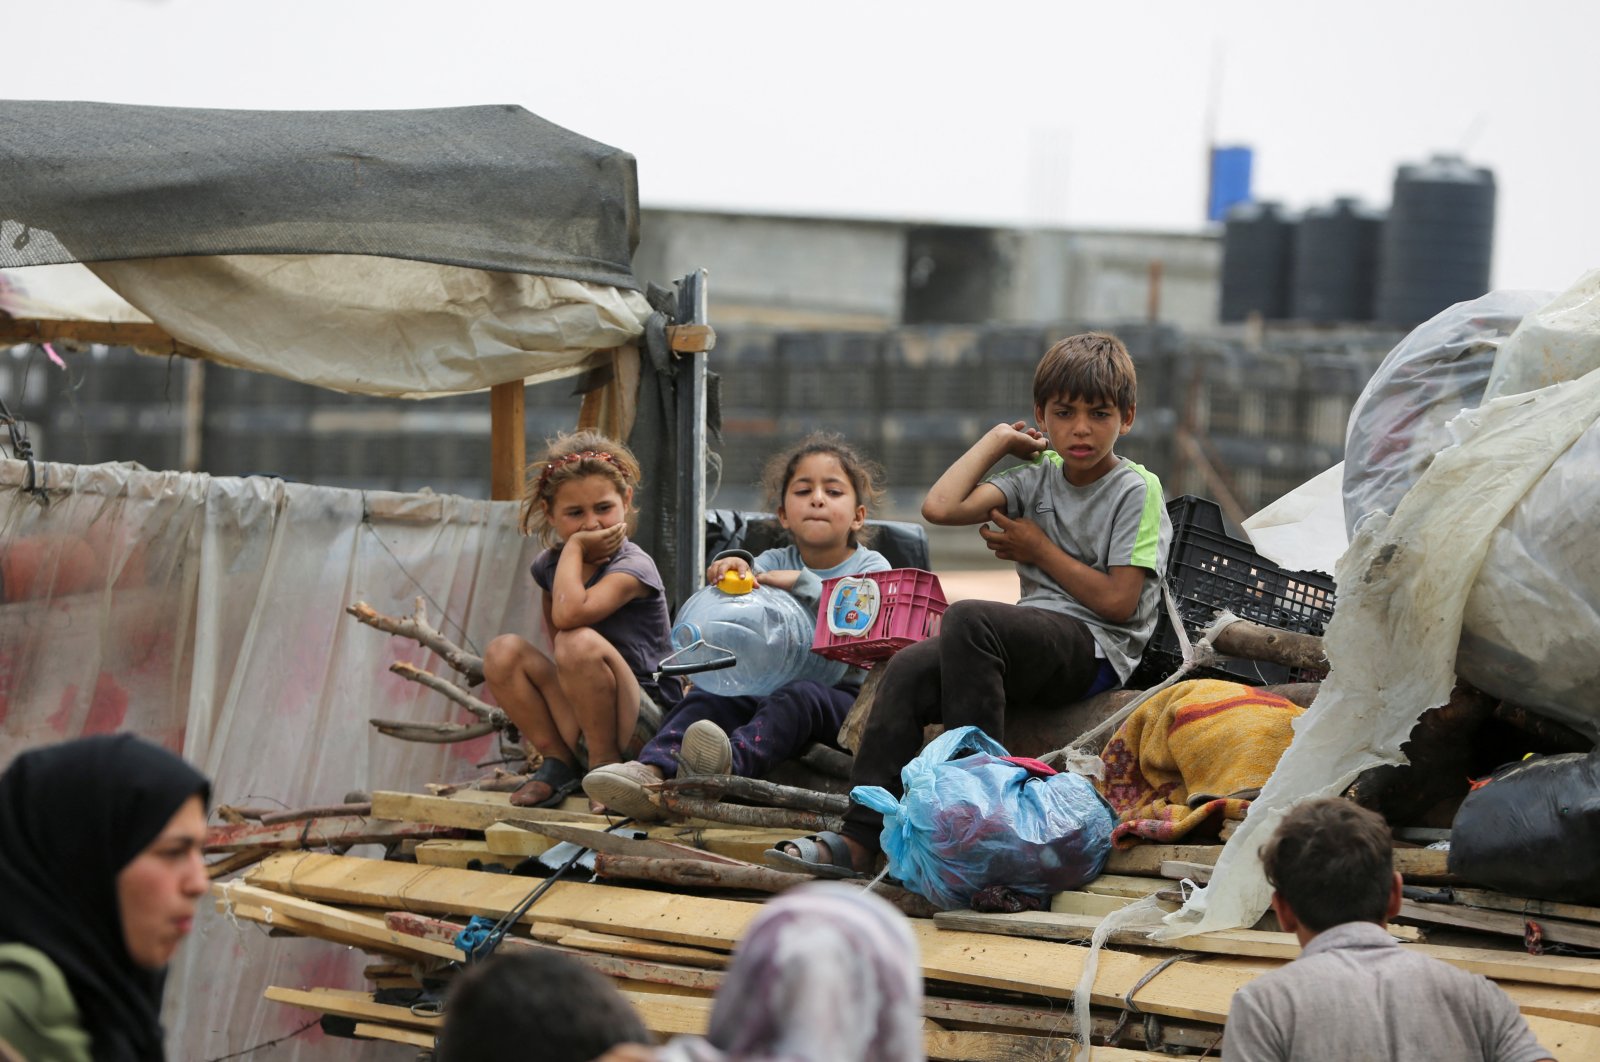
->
xmin=1157 ymin=366 xmax=1600 ymax=939
xmin=0 ymin=458 xmax=544 ymax=1059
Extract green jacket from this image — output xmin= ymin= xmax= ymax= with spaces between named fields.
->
xmin=0 ymin=944 xmax=93 ymax=1062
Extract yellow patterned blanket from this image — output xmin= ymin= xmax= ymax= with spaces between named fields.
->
xmin=1097 ymin=678 xmax=1303 ymax=847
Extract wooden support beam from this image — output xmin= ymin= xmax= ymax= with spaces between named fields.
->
xmin=0 ymin=316 xmax=201 ymax=356
xmin=665 ymin=323 xmax=716 ymax=353
xmin=489 ymin=380 xmax=525 ymax=501
xmin=265 ymin=986 xmax=442 ymax=1032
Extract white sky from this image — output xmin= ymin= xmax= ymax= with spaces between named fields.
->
xmin=8 ymin=0 xmax=1597 ymax=292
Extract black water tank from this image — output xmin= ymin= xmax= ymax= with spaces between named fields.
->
xmin=1376 ymin=155 xmax=1495 ymax=325
xmin=1220 ymin=201 xmax=1295 ymax=322
xmin=1292 ymin=198 xmax=1385 ymax=322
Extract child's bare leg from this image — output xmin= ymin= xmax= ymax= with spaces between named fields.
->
xmin=551 ymin=628 xmax=643 ymax=768
xmin=483 ymin=634 xmax=582 ymax=805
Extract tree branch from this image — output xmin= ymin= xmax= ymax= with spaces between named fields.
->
xmin=347 ymin=598 xmax=485 ymax=685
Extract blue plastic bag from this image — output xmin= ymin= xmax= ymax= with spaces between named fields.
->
xmin=853 ymin=725 xmax=1115 ymax=910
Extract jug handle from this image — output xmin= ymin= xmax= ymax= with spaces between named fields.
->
xmin=657 ymin=638 xmax=739 ymax=679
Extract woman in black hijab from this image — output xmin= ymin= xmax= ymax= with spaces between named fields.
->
xmin=0 ymin=734 xmax=211 ymax=1061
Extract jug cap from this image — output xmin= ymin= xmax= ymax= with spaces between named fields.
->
xmin=717 ymin=568 xmax=756 ymax=595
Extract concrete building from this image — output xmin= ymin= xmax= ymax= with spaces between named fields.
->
xmin=634 ymin=208 xmax=1222 ymax=332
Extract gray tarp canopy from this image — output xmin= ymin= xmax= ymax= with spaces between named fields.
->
xmin=0 ymin=100 xmax=653 ymax=398
xmin=0 ymin=100 xmax=640 ymax=287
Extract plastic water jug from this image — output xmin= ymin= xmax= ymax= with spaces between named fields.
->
xmin=662 ymin=569 xmax=847 ymax=696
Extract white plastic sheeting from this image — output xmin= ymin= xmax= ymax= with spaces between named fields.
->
xmin=0 ymin=458 xmax=544 ymax=1058
xmin=1 ymin=256 xmax=652 ymax=398
xmin=1161 ymin=368 xmax=1600 ymax=939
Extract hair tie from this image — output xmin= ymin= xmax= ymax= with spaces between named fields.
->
xmin=535 ymin=449 xmax=624 ymax=497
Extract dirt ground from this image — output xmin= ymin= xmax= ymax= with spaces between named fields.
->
xmin=936 ymin=568 xmax=1019 ymax=604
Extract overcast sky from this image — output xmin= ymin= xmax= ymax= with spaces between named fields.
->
xmin=9 ymin=0 xmax=1596 ymax=294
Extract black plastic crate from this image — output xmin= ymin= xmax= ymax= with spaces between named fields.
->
xmin=1131 ymin=495 xmax=1336 ymax=688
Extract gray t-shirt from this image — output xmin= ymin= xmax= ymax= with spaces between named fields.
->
xmin=987 ymin=453 xmax=1169 ymax=682
xmin=1223 ymin=921 xmax=1551 ymax=1062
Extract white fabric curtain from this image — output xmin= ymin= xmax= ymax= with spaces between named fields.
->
xmin=0 ymin=458 xmax=544 ymax=1057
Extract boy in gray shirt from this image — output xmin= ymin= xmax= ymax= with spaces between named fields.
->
xmin=769 ymin=332 xmax=1169 ymax=877
xmin=1224 ymin=798 xmax=1551 ymax=1062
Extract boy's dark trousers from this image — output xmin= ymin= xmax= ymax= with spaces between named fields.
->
xmin=839 ymin=598 xmax=1100 ymax=851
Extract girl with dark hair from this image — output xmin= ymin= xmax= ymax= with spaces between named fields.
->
xmin=584 ymin=433 xmax=889 ymax=821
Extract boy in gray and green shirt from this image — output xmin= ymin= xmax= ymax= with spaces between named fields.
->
xmin=771 ymin=332 xmax=1170 ymax=876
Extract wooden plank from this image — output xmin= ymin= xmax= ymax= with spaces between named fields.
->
xmin=553 ymin=942 xmax=727 ymax=991
xmin=485 ymin=820 xmax=792 ymax=864
xmin=489 ymin=380 xmax=525 ymax=502
xmin=1451 ymin=888 xmax=1600 ymax=927
xmin=1399 ymin=900 xmax=1600 ymax=950
xmin=1527 ymin=1015 xmax=1600 ymax=1061
xmin=1048 ymin=891 xmax=1143 ymax=917
xmin=557 ymin=929 xmax=730 ymax=969
xmin=265 ymin=986 xmax=441 ymax=1032
xmin=1160 ymin=860 xmax=1213 ymax=884
xmin=215 ymin=883 xmax=459 ymax=960
xmin=352 ymin=1022 xmax=434 ymax=1048
xmin=371 ymin=790 xmax=604 ymax=832
xmin=938 ymin=911 xmax=1419 ymax=960
xmin=505 ymin=819 xmax=747 ymax=865
xmin=484 ymin=822 xmax=559 ymax=857
xmin=618 ymin=988 xmax=1173 ymax=1061
xmin=245 ymin=853 xmax=1245 ymax=1023
xmin=1103 ymin=844 xmax=1454 ymax=883
xmin=0 ymin=317 xmax=200 ymax=356
xmin=1080 ymin=875 xmax=1173 ymax=900
xmin=412 ymin=839 xmax=516 ymax=871
xmin=247 ymin=853 xmax=1600 ymax=1031
xmin=1103 ymin=845 xmax=1224 ymax=876
xmin=618 ymin=988 xmax=712 ymax=1036
xmin=666 ymin=323 xmax=717 ymax=353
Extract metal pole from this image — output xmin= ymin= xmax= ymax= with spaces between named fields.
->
xmin=674 ymin=269 xmax=709 ymax=607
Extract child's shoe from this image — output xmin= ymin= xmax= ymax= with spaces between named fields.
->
xmin=582 ymin=761 xmax=666 ymax=821
xmin=678 ymin=720 xmax=734 ymax=777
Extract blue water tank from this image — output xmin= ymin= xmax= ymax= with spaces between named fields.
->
xmin=1220 ymin=201 xmax=1295 ymax=322
xmin=1376 ymin=155 xmax=1496 ymax=326
xmin=1208 ymin=146 xmax=1254 ymax=223
xmin=1292 ymin=198 xmax=1385 ymax=323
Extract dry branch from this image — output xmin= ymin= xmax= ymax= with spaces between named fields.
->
xmin=369 ymin=718 xmax=498 ymax=744
xmin=258 ymin=802 xmax=373 ymax=826
xmin=1207 ymin=618 xmax=1328 ymax=676
xmin=659 ymin=775 xmax=850 ymax=815
xmin=389 ymin=662 xmax=505 ymax=725
xmin=592 ymin=853 xmax=810 ymax=893
xmin=656 ymin=792 xmax=842 ymax=833
xmin=347 ymin=598 xmax=485 ymax=684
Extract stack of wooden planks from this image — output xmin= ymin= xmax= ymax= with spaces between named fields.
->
xmin=212 ymin=786 xmax=1600 ymax=1060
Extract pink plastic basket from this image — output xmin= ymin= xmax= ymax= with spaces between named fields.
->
xmin=811 ymin=568 xmax=948 ymax=669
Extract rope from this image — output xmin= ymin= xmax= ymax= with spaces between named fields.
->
xmin=1104 ymin=950 xmax=1204 ymax=1046
xmin=1043 ymin=579 xmax=1197 ymax=775
xmin=357 ymin=500 xmax=479 ymax=653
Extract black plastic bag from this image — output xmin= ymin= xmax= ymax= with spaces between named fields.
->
xmin=1448 ymin=751 xmax=1600 ymax=904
